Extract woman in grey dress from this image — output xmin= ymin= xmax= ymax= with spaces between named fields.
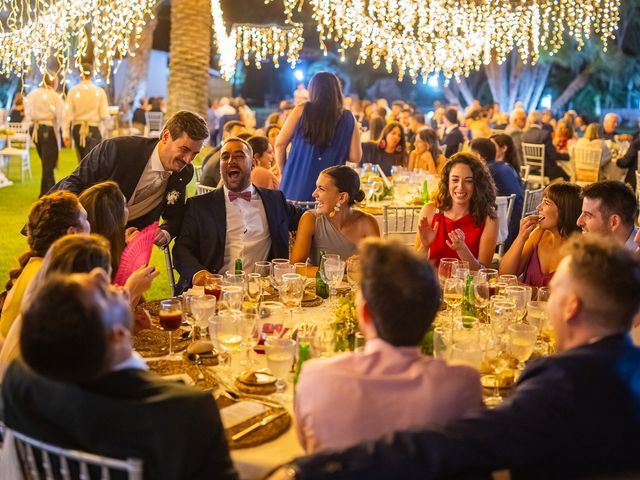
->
xmin=291 ymin=166 xmax=380 ymax=266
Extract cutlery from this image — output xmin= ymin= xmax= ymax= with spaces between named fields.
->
xmin=231 ymin=410 xmax=288 ymax=441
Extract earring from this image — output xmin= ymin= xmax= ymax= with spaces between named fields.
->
xmin=329 ymin=202 xmax=341 ymax=218
xmin=395 ymin=144 xmax=403 ymax=153
xmin=378 ymin=139 xmax=386 ymax=149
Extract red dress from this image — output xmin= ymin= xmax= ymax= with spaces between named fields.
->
xmin=428 ymin=211 xmax=485 ymax=267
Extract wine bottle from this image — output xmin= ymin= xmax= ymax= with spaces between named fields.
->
xmin=461 ymin=274 xmax=476 ymax=317
xmin=234 ymin=258 xmax=243 ymax=274
xmin=316 ymin=250 xmax=329 ymax=299
xmin=294 ymin=342 xmax=311 ymax=385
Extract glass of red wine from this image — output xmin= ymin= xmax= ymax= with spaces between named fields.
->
xmin=204 ymin=273 xmax=223 ymax=300
xmin=159 ymin=298 xmax=183 ymax=360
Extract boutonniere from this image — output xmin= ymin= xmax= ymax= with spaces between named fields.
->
xmin=166 ymin=190 xmax=180 ymax=205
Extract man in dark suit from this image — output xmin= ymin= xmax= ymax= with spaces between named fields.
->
xmin=269 ymin=235 xmax=640 ymax=480
xmin=2 ymin=269 xmax=238 ymax=480
xmin=52 ymin=110 xmax=209 ymax=246
xmin=521 ymin=110 xmax=570 ymax=181
xmin=174 ymin=137 xmax=303 ymax=293
xmin=441 ymin=108 xmax=465 ymax=158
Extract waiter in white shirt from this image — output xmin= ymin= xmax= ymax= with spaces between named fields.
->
xmin=63 ymin=63 xmax=110 ymax=161
xmin=24 ymin=71 xmax=65 ymax=196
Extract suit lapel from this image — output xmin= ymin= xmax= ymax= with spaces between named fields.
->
xmin=211 ymin=187 xmax=227 ymax=249
xmin=120 ymin=139 xmax=159 ymax=200
xmin=255 ymin=186 xmax=278 ymax=236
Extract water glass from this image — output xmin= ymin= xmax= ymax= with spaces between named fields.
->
xmin=438 ymin=258 xmax=458 ymax=287
xmin=273 ymin=262 xmax=295 ymax=289
xmin=508 ymin=323 xmax=537 ymax=373
xmin=270 ymin=258 xmax=291 ymax=288
xmin=499 ymin=274 xmax=519 ymax=286
xmin=452 ymin=315 xmax=479 ymax=344
xmin=536 ymin=286 xmax=550 ymax=302
xmin=346 ymin=255 xmax=361 ymax=288
xmin=504 ymin=286 xmax=527 ymax=321
xmin=433 ymin=326 xmax=451 ymax=360
xmin=323 ymin=257 xmax=345 ymax=308
xmin=190 ymin=294 xmax=217 ymax=340
xmin=264 ymin=337 xmax=297 ymax=401
xmin=224 ymin=270 xmax=246 ymax=290
xmin=216 ymin=309 xmax=245 ymax=374
xmin=239 ymin=312 xmax=259 ymax=366
xmin=220 ymin=285 xmax=243 ymax=310
xmin=254 ymin=260 xmax=272 ymax=277
xmin=294 ymin=262 xmax=308 ymax=278
xmin=450 ymin=342 xmax=483 ymax=369
xmin=279 ymin=273 xmax=306 ymax=321
xmin=490 ymin=300 xmax=515 ymax=337
xmin=526 ymin=300 xmax=547 ymax=333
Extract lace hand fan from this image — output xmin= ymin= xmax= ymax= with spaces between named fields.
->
xmin=113 ymin=221 xmax=158 ymax=286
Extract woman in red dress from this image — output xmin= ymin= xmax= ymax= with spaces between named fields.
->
xmin=416 ymin=152 xmax=499 ymax=269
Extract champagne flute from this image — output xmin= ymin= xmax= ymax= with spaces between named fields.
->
xmin=508 ymin=323 xmax=537 ymax=374
xmin=279 ymin=273 xmax=306 ymax=323
xmin=159 ymin=298 xmax=183 ymax=360
xmin=438 ymin=258 xmax=458 ymax=288
xmin=443 ymin=277 xmax=464 ymax=323
xmin=346 ymin=255 xmax=361 ymax=289
xmin=264 ymin=337 xmax=297 ymax=402
xmin=190 ymin=294 xmax=217 ymax=341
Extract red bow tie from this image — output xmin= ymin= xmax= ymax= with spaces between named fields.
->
xmin=228 ymin=191 xmax=252 ymax=202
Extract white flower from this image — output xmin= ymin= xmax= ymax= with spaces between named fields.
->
xmin=166 ymin=190 xmax=180 ymax=205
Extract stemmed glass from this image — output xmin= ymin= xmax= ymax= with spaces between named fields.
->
xmin=490 ymin=300 xmax=516 ymax=338
xmin=370 ymin=177 xmax=384 ymax=203
xmin=443 ymin=277 xmax=464 ymax=323
xmin=224 ymin=270 xmax=246 ymax=289
xmin=508 ymin=323 xmax=537 ymax=375
xmin=190 ymin=294 xmax=217 ymax=341
xmin=216 ymin=309 xmax=245 ymax=376
xmin=244 ymin=273 xmax=263 ymax=313
xmin=294 ymin=262 xmax=308 ymax=278
xmin=438 ymin=258 xmax=458 ymax=288
xmin=279 ymin=273 xmax=306 ymax=323
xmin=273 ymin=262 xmax=295 ymax=290
xmin=270 ymin=258 xmax=291 ymax=288
xmin=504 ymin=286 xmax=527 ymax=321
xmin=239 ymin=312 xmax=259 ymax=367
xmin=220 ymin=285 xmax=243 ymax=310
xmin=484 ymin=337 xmax=511 ymax=407
xmin=346 ymin=255 xmax=361 ymax=289
xmin=204 ymin=273 xmax=223 ymax=300
xmin=264 ymin=337 xmax=297 ymax=402
xmin=254 ymin=260 xmax=272 ymax=278
xmin=473 ymin=280 xmax=491 ymax=323
xmin=499 ymin=274 xmax=519 ymax=286
xmin=159 ymin=298 xmax=184 ymax=360
xmin=322 ymin=256 xmax=345 ymax=309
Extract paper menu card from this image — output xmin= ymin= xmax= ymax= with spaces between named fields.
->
xmin=220 ymin=401 xmax=270 ymax=430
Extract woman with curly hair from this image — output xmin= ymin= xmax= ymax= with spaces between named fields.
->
xmin=416 ymin=152 xmax=498 ymax=269
xmin=499 ymin=182 xmax=582 ymax=287
xmin=0 ymin=191 xmax=90 ymax=339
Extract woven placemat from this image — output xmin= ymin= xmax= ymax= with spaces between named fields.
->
xmin=216 ymin=397 xmax=291 ymax=450
xmin=302 ymin=295 xmax=323 ymax=307
xmin=146 ymin=358 xmax=218 ymax=390
xmin=134 ymin=326 xmax=189 ymax=358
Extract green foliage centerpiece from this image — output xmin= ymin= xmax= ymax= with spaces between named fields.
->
xmin=332 ymin=291 xmax=359 ymax=352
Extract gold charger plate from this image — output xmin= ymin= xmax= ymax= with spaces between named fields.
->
xmin=146 ymin=358 xmax=218 ymax=390
xmin=356 ymin=206 xmax=383 ymax=216
xmin=134 ymin=325 xmax=189 ymax=358
xmin=216 ymin=396 xmax=291 ymax=450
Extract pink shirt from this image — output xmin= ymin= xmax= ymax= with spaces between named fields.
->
xmin=294 ymin=338 xmax=483 ymax=453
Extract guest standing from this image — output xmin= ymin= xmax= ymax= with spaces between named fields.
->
xmin=24 ymin=71 xmax=65 ymax=197
xmin=361 ymin=122 xmax=407 ymax=175
xmin=500 ymin=182 xmax=581 ymax=287
xmin=290 ymin=166 xmax=379 ymax=266
xmin=416 ymin=153 xmax=498 ymax=269
xmin=277 ymin=72 xmax=361 ymax=201
xmin=62 ymin=63 xmax=110 ymax=161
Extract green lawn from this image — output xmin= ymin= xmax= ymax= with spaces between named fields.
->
xmin=0 ymin=146 xmax=209 ymax=300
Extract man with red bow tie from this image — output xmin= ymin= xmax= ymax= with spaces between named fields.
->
xmin=173 ymin=137 xmax=304 ymax=293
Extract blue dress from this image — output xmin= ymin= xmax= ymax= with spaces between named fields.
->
xmin=280 ymin=109 xmax=355 ymax=201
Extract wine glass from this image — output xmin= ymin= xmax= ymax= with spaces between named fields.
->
xmin=484 ymin=337 xmax=510 ymax=407
xmin=224 ymin=270 xmax=246 ymax=289
xmin=346 ymin=255 xmax=361 ymax=289
xmin=181 ymin=292 xmax=198 ymax=339
xmin=490 ymin=300 xmax=516 ymax=337
xmin=220 ymin=285 xmax=243 ymax=310
xmin=370 ymin=177 xmax=384 ymax=203
xmin=526 ymin=300 xmax=547 ymax=333
xmin=239 ymin=312 xmax=259 ymax=367
xmin=504 ymin=286 xmax=527 ymax=321
xmin=159 ymin=298 xmax=183 ymax=360
xmin=499 ymin=274 xmax=519 ymax=286
xmin=279 ymin=273 xmax=306 ymax=323
xmin=438 ymin=258 xmax=458 ymax=288
xmin=473 ymin=280 xmax=491 ymax=323
xmin=264 ymin=337 xmax=297 ymax=402
xmin=273 ymin=263 xmax=295 ymax=290
xmin=204 ymin=273 xmax=223 ymax=300
xmin=216 ymin=309 xmax=245 ymax=376
xmin=323 ymin=257 xmax=345 ymax=309
xmin=190 ymin=294 xmax=216 ymax=341
xmin=270 ymin=258 xmax=290 ymax=288
xmin=508 ymin=323 xmax=537 ymax=374
xmin=536 ymin=286 xmax=550 ymax=302
xmin=443 ymin=277 xmax=464 ymax=323
xmin=245 ymin=273 xmax=263 ymax=313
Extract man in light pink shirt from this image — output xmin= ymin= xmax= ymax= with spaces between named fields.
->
xmin=295 ymin=239 xmax=483 ymax=453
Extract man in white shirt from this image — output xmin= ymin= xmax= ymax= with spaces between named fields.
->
xmin=63 ymin=63 xmax=110 ymax=161
xmin=577 ymin=180 xmax=638 ymax=250
xmin=24 ymin=71 xmax=65 ymax=196
xmin=173 ymin=137 xmax=303 ymax=292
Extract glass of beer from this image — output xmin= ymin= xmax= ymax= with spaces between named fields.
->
xmin=159 ymin=298 xmax=183 ymax=360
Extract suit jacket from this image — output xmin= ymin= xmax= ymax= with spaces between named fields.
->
xmin=173 ymin=186 xmax=303 ymax=292
xmin=442 ymin=126 xmax=465 ymax=158
xmin=521 ymin=126 xmax=570 ymax=181
xmin=617 ymin=139 xmax=639 ymax=189
xmin=51 ymin=136 xmax=193 ymax=238
xmin=292 ymin=334 xmax=640 ymax=480
xmin=2 ymin=360 xmax=238 ymax=480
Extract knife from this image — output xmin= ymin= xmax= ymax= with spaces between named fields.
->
xmin=231 ymin=410 xmax=288 ymax=441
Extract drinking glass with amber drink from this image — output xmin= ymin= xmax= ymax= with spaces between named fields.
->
xmin=159 ymin=298 xmax=183 ymax=360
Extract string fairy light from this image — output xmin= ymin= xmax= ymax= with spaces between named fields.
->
xmin=0 ymin=0 xmax=156 ymax=84
xmin=210 ymin=0 xmax=304 ymax=81
xmin=268 ymin=0 xmax=621 ymax=82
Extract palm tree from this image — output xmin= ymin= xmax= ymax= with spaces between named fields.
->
xmin=166 ymin=0 xmax=212 ymax=118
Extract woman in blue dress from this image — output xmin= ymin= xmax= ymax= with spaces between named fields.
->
xmin=276 ymin=71 xmax=362 ymax=201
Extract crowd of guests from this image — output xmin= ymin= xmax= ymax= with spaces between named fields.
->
xmin=1 ymin=69 xmax=640 ymax=479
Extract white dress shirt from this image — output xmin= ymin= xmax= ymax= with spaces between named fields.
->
xmin=24 ymin=87 xmax=65 ymax=126
xmin=63 ymin=79 xmax=110 ymax=132
xmin=221 ymin=184 xmax=271 ymax=274
xmin=128 ymin=143 xmax=171 ymax=222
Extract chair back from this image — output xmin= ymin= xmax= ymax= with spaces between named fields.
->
xmin=522 ymin=142 xmax=545 ymax=187
xmin=162 ymin=246 xmax=177 ymax=297
xmin=287 ymin=200 xmax=317 ymax=210
xmin=519 ymin=164 xmax=530 ymax=186
xmin=10 ymin=429 xmax=143 ymax=480
xmin=382 ymin=205 xmax=422 ymax=245
xmin=195 ymin=183 xmax=216 ymax=196
xmin=522 ymin=187 xmax=544 ymax=219
xmin=495 ymin=194 xmax=516 ymax=258
xmin=194 ymin=165 xmax=203 ymax=183
xmin=490 ymin=128 xmax=506 ymax=136
xmin=573 ymin=147 xmax=601 ymax=186
xmin=144 ymin=112 xmax=164 ymax=138
xmin=6 ymin=122 xmax=30 ymax=149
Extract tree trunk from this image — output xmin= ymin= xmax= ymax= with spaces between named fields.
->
xmin=527 ymin=61 xmax=552 ymax=111
xmin=550 ymin=68 xmax=590 ymax=112
xmin=117 ymin=16 xmax=158 ymax=117
xmin=454 ymin=77 xmax=474 ymax=107
xmin=167 ymin=0 xmax=212 ymax=118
